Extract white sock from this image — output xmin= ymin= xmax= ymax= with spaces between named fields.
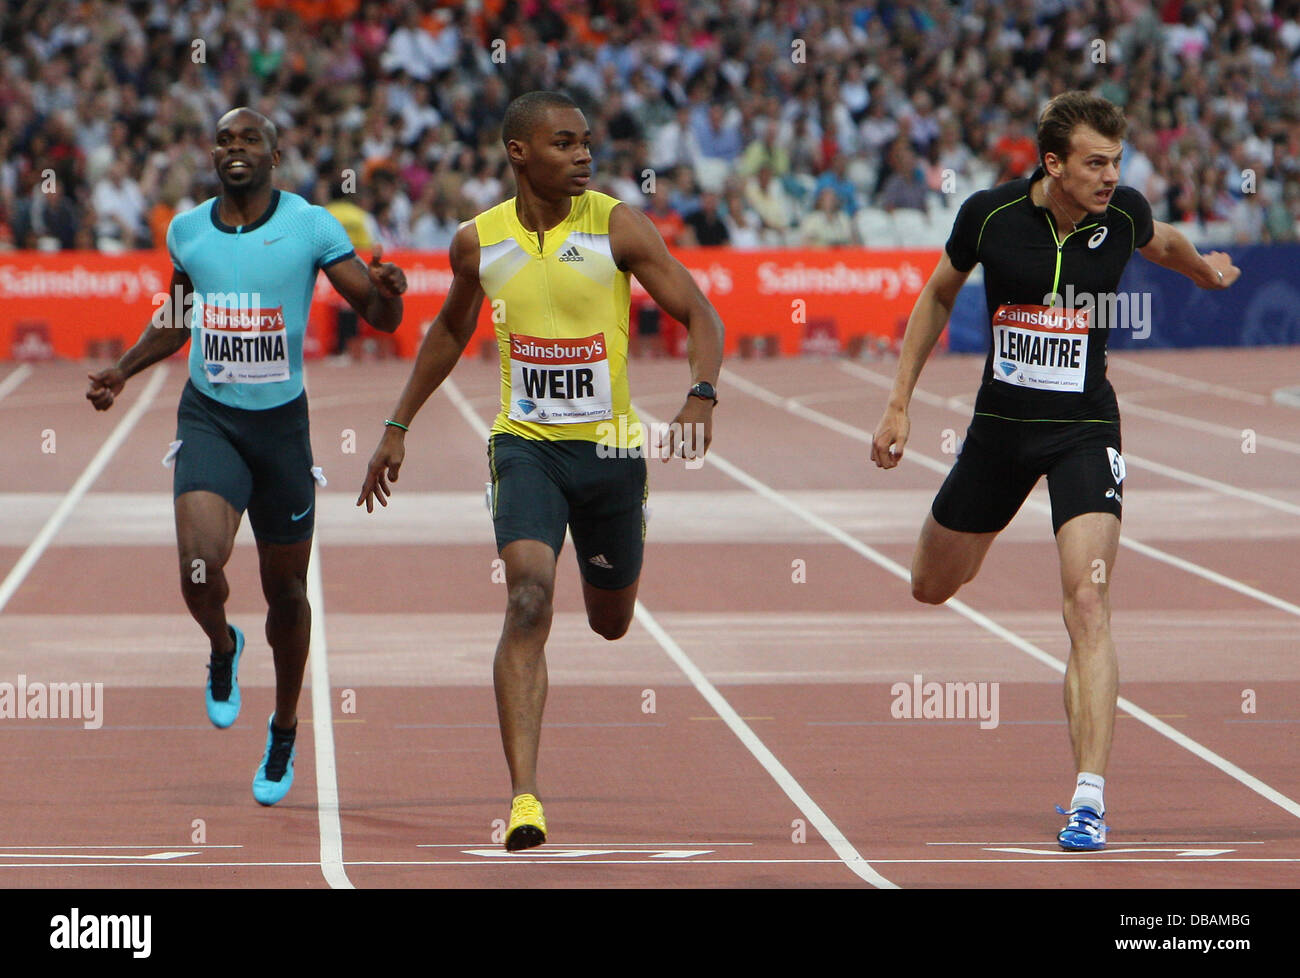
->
xmin=1071 ymin=772 xmax=1105 ymax=815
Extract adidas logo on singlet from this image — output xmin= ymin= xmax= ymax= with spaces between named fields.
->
xmin=558 ymin=245 xmax=584 ymax=262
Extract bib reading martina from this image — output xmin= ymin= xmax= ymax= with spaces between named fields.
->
xmin=477 ymin=190 xmax=642 ymax=447
xmin=166 ymin=189 xmax=355 ymax=409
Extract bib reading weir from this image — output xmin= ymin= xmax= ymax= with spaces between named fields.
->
xmin=477 ymin=190 xmax=642 ymax=447
xmin=167 ymin=189 xmax=355 ymax=409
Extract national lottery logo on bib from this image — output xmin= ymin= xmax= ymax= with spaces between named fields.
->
xmin=991 ymin=303 xmax=1089 ymax=393
xmin=508 ymin=332 xmax=613 ymax=424
xmin=197 ymin=295 xmax=290 ymax=384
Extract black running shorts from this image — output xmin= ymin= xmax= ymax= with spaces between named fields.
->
xmin=931 ymin=414 xmax=1125 ymax=535
xmin=488 ymin=432 xmax=648 ymax=590
xmin=172 ymin=380 xmax=317 ymax=544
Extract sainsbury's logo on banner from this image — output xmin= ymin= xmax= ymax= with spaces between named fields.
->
xmin=756 ymin=261 xmax=926 ymax=299
xmin=0 ymin=263 xmax=165 ymax=302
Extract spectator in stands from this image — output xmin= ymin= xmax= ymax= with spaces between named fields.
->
xmin=877 ymin=142 xmax=930 ymax=214
xmin=644 ymin=188 xmax=690 ymax=248
xmin=814 ymin=154 xmax=859 ymax=217
xmin=410 ymin=185 xmax=459 ymax=251
xmin=744 ymin=164 xmax=795 ymax=246
xmin=798 ymin=187 xmax=856 ymax=248
xmin=11 ymin=178 xmax=81 ymax=250
xmin=684 ymin=190 xmax=730 ymax=247
xmin=988 ymin=112 xmax=1038 ymax=184
xmin=458 ymin=154 xmax=504 ymax=215
xmin=739 ymin=117 xmax=791 ymax=178
xmin=691 ymin=101 xmax=744 ymax=166
xmin=91 ymin=158 xmax=147 ymax=248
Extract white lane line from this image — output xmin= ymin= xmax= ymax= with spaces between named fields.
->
xmin=1119 ymin=399 xmax=1300 ymax=457
xmin=0 ymin=844 xmax=243 ymax=849
xmin=0 ymin=364 xmax=33 ymax=401
xmin=710 ymin=370 xmax=1300 ymax=823
xmin=0 ymin=851 xmax=199 ymax=860
xmin=635 ymin=598 xmax=896 ymax=889
xmin=0 ymin=367 xmax=169 ymax=614
xmin=307 ymin=535 xmax=353 ymax=890
xmin=447 ymin=379 xmax=895 ymax=889
xmin=842 ymin=360 xmax=1300 ymax=517
xmin=1107 ymin=357 xmax=1270 ymax=405
xmin=797 ymin=367 xmax=1300 ymax=611
xmin=1123 ymin=454 xmax=1300 ymax=519
xmin=839 ymin=360 xmax=969 ymax=411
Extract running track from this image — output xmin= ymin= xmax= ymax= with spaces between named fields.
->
xmin=0 ymin=347 xmax=1296 ymax=889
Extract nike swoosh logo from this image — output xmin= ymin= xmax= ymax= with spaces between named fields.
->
xmin=290 ymin=506 xmax=313 ymax=521
xmin=263 ymin=236 xmax=285 ymax=245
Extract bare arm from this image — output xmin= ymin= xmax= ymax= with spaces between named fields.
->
xmin=357 ymin=223 xmax=484 ymax=511
xmin=870 ymin=253 xmax=971 ymax=469
xmin=1138 ymin=221 xmax=1240 ymax=289
xmin=610 ymin=202 xmax=724 ymax=459
xmin=324 ymin=243 xmax=408 ymax=333
xmin=86 ymin=268 xmax=194 ymax=411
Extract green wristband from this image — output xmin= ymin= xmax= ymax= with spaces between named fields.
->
xmin=384 ymin=419 xmax=409 ymax=432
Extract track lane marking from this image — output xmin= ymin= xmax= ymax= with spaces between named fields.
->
xmin=0 ymin=367 xmax=169 ymax=613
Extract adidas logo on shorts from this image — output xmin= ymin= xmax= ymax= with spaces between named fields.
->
xmin=588 ymin=554 xmax=613 ymax=569
xmin=558 ymin=246 xmax=583 ymax=262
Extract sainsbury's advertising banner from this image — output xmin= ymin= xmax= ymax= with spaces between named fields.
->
xmin=0 ymin=247 xmax=940 ymax=361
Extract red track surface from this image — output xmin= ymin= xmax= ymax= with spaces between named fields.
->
xmin=0 ymin=348 xmax=1297 ymax=889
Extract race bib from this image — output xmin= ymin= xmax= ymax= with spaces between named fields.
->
xmin=198 ymin=299 xmax=290 ymax=384
xmin=991 ymin=304 xmax=1089 ymax=393
xmin=508 ymin=332 xmax=613 ymax=424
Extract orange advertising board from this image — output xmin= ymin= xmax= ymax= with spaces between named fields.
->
xmin=0 ymin=247 xmax=942 ymax=361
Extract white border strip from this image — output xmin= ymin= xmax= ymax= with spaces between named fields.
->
xmin=307 ymin=536 xmax=353 ymax=889
xmin=0 ymin=364 xmax=33 ymax=402
xmin=0 ymin=367 xmax=168 ymax=613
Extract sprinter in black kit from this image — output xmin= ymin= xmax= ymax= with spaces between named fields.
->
xmin=870 ymin=91 xmax=1240 ymax=851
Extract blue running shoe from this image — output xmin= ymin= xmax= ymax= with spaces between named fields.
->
xmin=1056 ymin=804 xmax=1107 ymax=851
xmin=253 ymin=714 xmax=297 ymax=806
xmin=205 ymin=625 xmax=244 ymax=728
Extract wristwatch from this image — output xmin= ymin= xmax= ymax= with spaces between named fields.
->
xmin=688 ymin=381 xmax=718 ymax=405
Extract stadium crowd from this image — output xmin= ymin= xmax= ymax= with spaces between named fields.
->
xmin=1 ymin=0 xmax=1298 ymax=253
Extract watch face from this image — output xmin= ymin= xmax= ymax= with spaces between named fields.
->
xmin=692 ymin=382 xmax=716 ymax=399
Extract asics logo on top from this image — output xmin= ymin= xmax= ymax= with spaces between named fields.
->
xmin=558 ymin=245 xmax=584 ymax=262
xmin=1088 ymin=227 xmax=1108 ymax=249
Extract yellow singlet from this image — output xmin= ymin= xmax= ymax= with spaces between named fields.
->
xmin=476 ymin=190 xmax=642 ymax=448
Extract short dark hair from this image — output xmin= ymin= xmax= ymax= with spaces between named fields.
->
xmin=217 ymin=107 xmax=278 ymax=149
xmin=501 ymin=91 xmax=580 ymax=147
xmin=1037 ymin=91 xmax=1126 ymax=165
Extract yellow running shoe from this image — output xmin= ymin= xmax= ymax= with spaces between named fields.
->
xmin=505 ymin=793 xmax=547 ymax=852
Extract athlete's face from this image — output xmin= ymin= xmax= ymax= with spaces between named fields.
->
xmin=517 ymin=107 xmax=593 ymax=197
xmin=212 ymin=111 xmax=280 ymax=192
xmin=1048 ymin=125 xmax=1122 ymax=214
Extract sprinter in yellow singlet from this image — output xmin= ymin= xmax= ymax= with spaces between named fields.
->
xmin=357 ymin=91 xmax=725 ymax=851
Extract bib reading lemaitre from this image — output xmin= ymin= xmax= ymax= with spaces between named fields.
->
xmin=478 ymin=190 xmax=643 ymax=448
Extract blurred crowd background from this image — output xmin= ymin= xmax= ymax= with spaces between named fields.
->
xmin=1 ymin=0 xmax=1298 ymax=255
